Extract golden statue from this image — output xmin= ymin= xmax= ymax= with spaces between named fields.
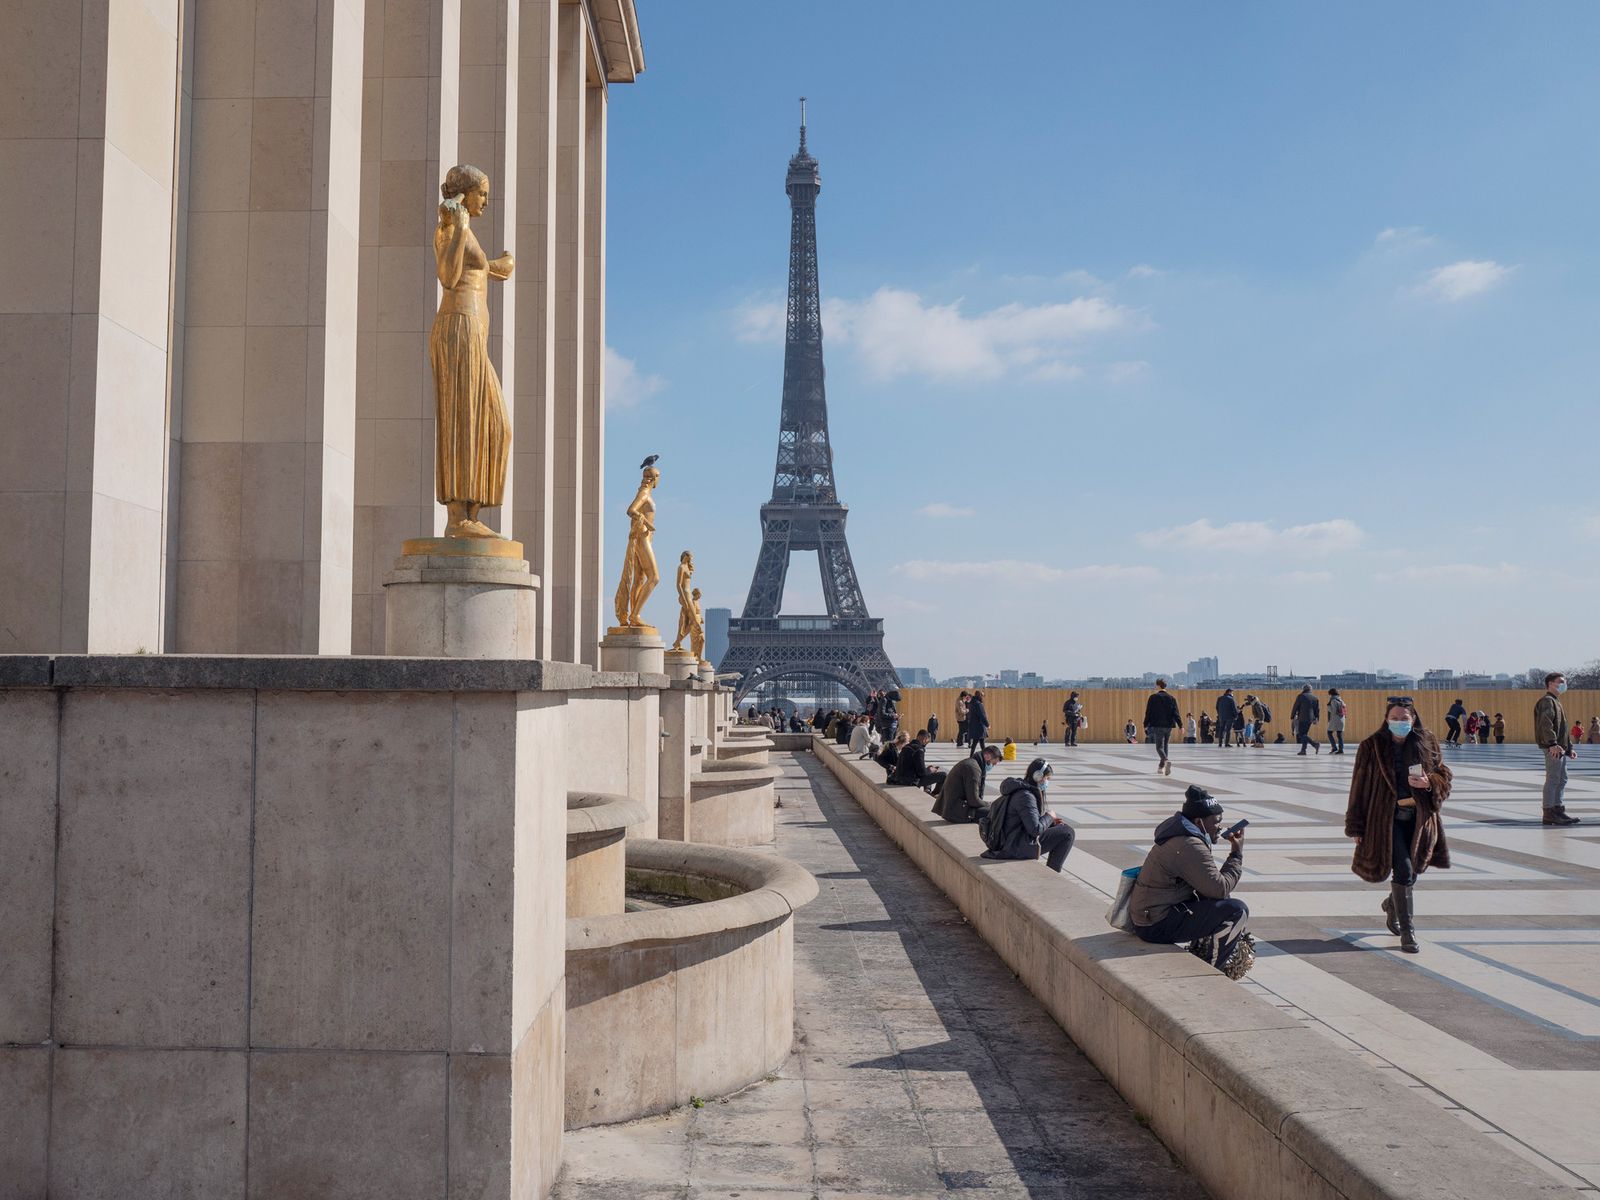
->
xmin=612 ymin=464 xmax=660 ymax=629
xmin=432 ymin=164 xmax=514 ymax=539
xmin=690 ymin=587 xmax=707 ymax=663
xmin=671 ymin=551 xmax=696 ymax=651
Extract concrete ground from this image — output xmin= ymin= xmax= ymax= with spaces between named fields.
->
xmin=926 ymin=736 xmax=1600 ymax=1194
xmin=555 ymin=749 xmax=1207 ymax=1199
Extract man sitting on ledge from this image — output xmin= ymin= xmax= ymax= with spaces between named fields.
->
xmin=1129 ymin=785 xmax=1253 ymax=978
xmin=980 ymin=758 xmax=1076 ymax=872
xmin=933 ymin=744 xmax=1001 ymax=822
xmin=890 ymin=729 xmax=947 ymax=795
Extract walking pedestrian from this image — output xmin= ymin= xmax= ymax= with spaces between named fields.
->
xmin=1199 ymin=712 xmax=1214 ymax=744
xmin=1063 ymin=692 xmax=1083 ymax=747
xmin=1039 ymin=718 xmax=1048 ymax=745
xmin=955 ymin=690 xmax=971 ymax=749
xmin=1590 ymin=716 xmax=1600 ymax=745
xmin=1248 ymin=695 xmax=1271 ymax=747
xmin=1535 ymin=673 xmax=1581 ymax=825
xmin=1444 ymin=698 xmax=1466 ymax=746
xmin=1142 ymin=679 xmax=1182 ymax=775
xmin=1492 ymin=712 xmax=1505 ymax=744
xmin=1291 ymin=685 xmax=1321 ymax=755
xmin=1464 ymin=712 xmax=1479 ymax=743
xmin=1326 ymin=687 xmax=1347 ymax=754
xmin=1344 ymin=698 xmax=1452 ymax=954
xmin=927 ymin=713 xmax=940 ymax=742
xmin=967 ymin=690 xmax=990 ymax=758
xmin=1184 ymin=712 xmax=1198 ymax=744
xmin=1215 ymin=688 xmax=1239 ymax=749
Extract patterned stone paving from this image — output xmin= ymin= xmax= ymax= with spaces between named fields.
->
xmin=555 ymin=750 xmax=1206 ymax=1198
xmin=921 ymin=736 xmax=1600 ymax=1193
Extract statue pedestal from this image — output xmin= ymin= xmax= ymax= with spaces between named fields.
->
xmin=383 ymin=537 xmax=538 ymax=658
xmin=600 ymin=626 xmax=665 ymax=674
xmin=663 ymin=649 xmax=699 ymax=682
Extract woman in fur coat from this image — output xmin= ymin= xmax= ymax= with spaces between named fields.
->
xmin=1344 ymin=699 xmax=1452 ymax=953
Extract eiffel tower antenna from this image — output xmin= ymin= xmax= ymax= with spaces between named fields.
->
xmin=718 ymin=109 xmax=900 ymax=706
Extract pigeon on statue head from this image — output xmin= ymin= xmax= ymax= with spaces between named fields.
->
xmin=639 ymin=453 xmax=659 ymax=471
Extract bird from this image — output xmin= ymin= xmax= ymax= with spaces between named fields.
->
xmin=639 ymin=454 xmax=659 ymax=470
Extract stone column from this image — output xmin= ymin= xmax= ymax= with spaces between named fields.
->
xmin=349 ymin=0 xmax=461 ymax=652
xmin=171 ymin=0 xmax=366 ymax=653
xmin=547 ymin=1 xmax=586 ymax=663
xmin=0 ymin=0 xmax=183 ymax=653
xmin=579 ymin=84 xmax=606 ymax=667
xmin=657 ymin=655 xmax=698 ymax=841
xmin=511 ymin=0 xmax=558 ymax=659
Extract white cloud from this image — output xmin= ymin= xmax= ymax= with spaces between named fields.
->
xmin=1374 ymin=226 xmax=1435 ymax=249
xmin=917 ymin=502 xmax=975 ymax=519
xmin=1027 ymin=362 xmax=1086 ymax=384
xmin=603 ymin=346 xmax=664 ymax=409
xmin=1413 ymin=259 xmax=1514 ymax=302
xmin=895 ymin=559 xmax=1159 ymax=584
xmin=1126 ymin=264 xmax=1164 ymax=279
xmin=1275 ymin=570 xmax=1334 ymax=586
xmin=1375 ymin=563 xmax=1523 ymax=584
xmin=1137 ymin=518 xmax=1366 ymax=555
xmin=821 ymin=287 xmax=1135 ymax=382
xmin=735 ymin=298 xmax=786 ymax=342
xmin=1105 ymin=360 xmax=1150 ymax=384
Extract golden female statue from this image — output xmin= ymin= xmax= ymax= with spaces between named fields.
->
xmin=671 ymin=551 xmax=695 ymax=650
xmin=613 ymin=465 xmax=660 ymax=628
xmin=689 ymin=587 xmax=707 ymax=663
xmin=432 ymin=164 xmax=514 ymax=539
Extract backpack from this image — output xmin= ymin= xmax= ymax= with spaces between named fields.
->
xmin=977 ymin=788 xmax=1017 ymax=852
xmin=1258 ymin=702 xmax=1272 ymax=723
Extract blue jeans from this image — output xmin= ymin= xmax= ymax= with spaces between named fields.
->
xmin=1134 ymin=897 xmax=1250 ymax=967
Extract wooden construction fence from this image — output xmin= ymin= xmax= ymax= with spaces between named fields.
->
xmin=893 ymin=688 xmax=1600 ymax=747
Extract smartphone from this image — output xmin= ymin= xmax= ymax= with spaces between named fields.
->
xmin=1222 ymin=818 xmax=1249 ymax=837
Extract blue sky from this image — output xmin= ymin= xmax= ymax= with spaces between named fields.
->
xmin=599 ymin=2 xmax=1600 ymax=680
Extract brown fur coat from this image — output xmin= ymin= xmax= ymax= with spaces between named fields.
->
xmin=1344 ymin=727 xmax=1452 ymax=883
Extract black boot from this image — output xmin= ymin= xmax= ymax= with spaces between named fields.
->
xmin=1398 ymin=884 xmax=1419 ymax=953
xmin=1381 ymin=883 xmax=1402 ymax=936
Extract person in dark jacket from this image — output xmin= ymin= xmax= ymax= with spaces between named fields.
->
xmin=981 ymin=758 xmax=1075 ymax=871
xmin=1129 ymin=786 xmax=1251 ymax=976
xmin=1444 ymin=698 xmax=1466 ymax=745
xmin=1142 ymin=679 xmax=1182 ymax=776
xmin=1291 ymin=685 xmax=1321 ymax=755
xmin=877 ymin=730 xmax=908 ymax=781
xmin=927 ymin=713 xmax=940 ymax=742
xmin=890 ymin=730 xmax=946 ymax=794
xmin=1345 ymin=699 xmax=1452 ymax=952
xmin=1215 ymin=689 xmax=1239 ymax=749
xmin=967 ymin=690 xmax=991 ymax=757
xmin=933 ymin=745 xmax=1000 ymax=822
xmin=1063 ymin=692 xmax=1082 ymax=747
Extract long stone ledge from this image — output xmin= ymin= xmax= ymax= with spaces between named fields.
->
xmin=0 ymin=653 xmax=617 ymax=692
xmin=566 ymin=791 xmax=652 ymax=838
xmin=812 ymin=737 xmax=1578 ymax=1200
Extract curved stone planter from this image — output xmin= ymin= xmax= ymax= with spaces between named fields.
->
xmin=689 ymin=758 xmax=783 ymax=847
xmin=715 ymin=728 xmax=773 ymax=767
xmin=566 ymin=791 xmax=651 ymax=918
xmin=565 ymin=839 xmax=818 ymax=1128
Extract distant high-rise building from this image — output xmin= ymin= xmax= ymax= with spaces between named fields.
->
xmin=704 ymin=608 xmax=732 ymax=668
xmin=1187 ymin=656 xmax=1219 ymax=683
xmin=1020 ymin=672 xmax=1044 ymax=688
xmin=998 ymin=669 xmax=1021 ymax=687
xmin=898 ymin=666 xmax=934 ymax=687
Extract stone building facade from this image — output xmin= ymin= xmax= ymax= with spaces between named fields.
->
xmin=0 ymin=0 xmax=642 ymax=667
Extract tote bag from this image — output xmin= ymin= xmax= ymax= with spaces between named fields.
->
xmin=1105 ymin=866 xmax=1140 ymax=932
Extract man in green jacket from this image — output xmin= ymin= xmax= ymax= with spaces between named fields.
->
xmin=1534 ymin=672 xmax=1580 ymax=826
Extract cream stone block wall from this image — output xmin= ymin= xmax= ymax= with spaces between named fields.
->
xmin=1 ymin=669 xmax=584 ymax=1198
xmin=351 ymin=0 xmax=461 ymax=652
xmin=511 ymin=0 xmax=559 ymax=658
xmin=171 ymin=0 xmax=364 ymax=653
xmin=0 ymin=0 xmax=180 ymax=653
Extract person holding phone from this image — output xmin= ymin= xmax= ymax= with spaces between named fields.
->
xmin=1344 ymin=698 xmax=1453 ymax=953
xmin=1128 ymin=786 xmax=1253 ymax=978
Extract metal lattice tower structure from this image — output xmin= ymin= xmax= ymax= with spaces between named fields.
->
xmin=719 ymin=103 xmax=900 ymax=706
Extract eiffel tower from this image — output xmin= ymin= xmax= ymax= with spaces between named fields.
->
xmin=720 ymin=103 xmax=900 ymax=706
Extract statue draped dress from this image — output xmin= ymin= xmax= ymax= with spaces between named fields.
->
xmin=430 ymin=224 xmax=509 ymax=508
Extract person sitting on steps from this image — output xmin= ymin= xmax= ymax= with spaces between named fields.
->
xmin=980 ymin=758 xmax=1076 ymax=872
xmin=890 ymin=729 xmax=947 ymax=795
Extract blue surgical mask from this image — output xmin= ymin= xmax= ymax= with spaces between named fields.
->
xmin=1388 ymin=720 xmax=1413 ymax=738
xmin=1557 ymin=681 xmax=1569 ymax=695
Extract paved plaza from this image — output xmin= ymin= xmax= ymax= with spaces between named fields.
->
xmin=557 ymin=750 xmax=1206 ymax=1198
xmin=925 ymin=737 xmax=1600 ymax=1194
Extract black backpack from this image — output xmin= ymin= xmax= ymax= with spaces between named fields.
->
xmin=977 ymin=787 xmax=1017 ymax=852
xmin=1258 ymin=702 xmax=1272 ymax=723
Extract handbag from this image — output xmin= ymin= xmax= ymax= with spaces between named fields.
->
xmin=1105 ymin=866 xmax=1140 ymax=932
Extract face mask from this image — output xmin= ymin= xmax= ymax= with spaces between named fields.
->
xmin=1388 ymin=720 xmax=1413 ymax=738
xmin=1038 ymin=777 xmax=1049 ymax=791
xmin=1557 ymin=682 xmax=1569 ymax=694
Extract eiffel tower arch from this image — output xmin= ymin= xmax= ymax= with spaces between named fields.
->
xmin=719 ymin=104 xmax=900 ymax=708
